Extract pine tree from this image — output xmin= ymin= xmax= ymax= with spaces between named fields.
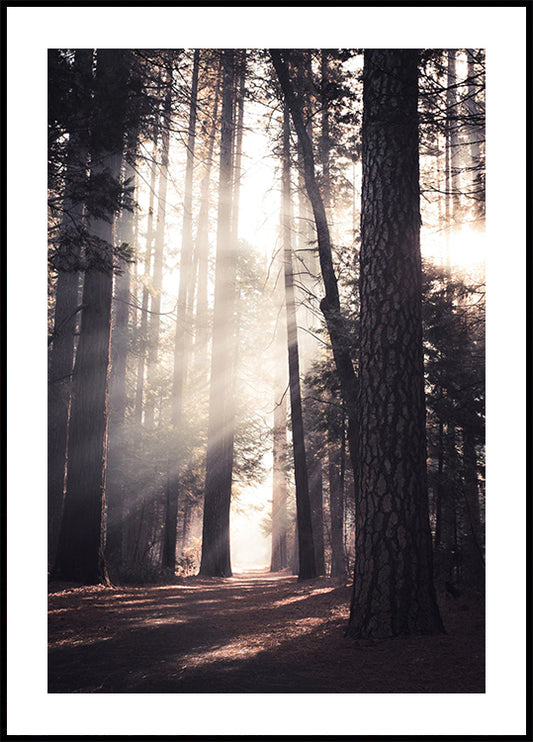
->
xmin=54 ymin=49 xmax=133 ymax=584
xmin=199 ymin=50 xmax=236 ymax=577
xmin=347 ymin=49 xmax=443 ymax=637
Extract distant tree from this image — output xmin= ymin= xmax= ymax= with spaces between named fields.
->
xmin=105 ymin=125 xmax=140 ymax=571
xmin=423 ymin=262 xmax=485 ymax=588
xmin=144 ymin=56 xmax=173 ymax=429
xmin=280 ymin=103 xmax=316 ymax=580
xmin=270 ymin=49 xmax=360 ymax=504
xmin=347 ymin=49 xmax=444 ymax=637
xmin=163 ymin=49 xmax=200 ymax=572
xmin=191 ymin=55 xmax=222 ymax=377
xmin=271 ymin=377 xmax=289 ymax=572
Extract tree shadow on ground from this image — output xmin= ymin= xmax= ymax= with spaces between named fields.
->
xmin=48 ymin=571 xmax=484 ymax=693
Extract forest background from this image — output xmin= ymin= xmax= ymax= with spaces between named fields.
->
xmin=5 ymin=3 xmax=527 ymax=738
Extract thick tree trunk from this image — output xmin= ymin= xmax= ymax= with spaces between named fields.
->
xmin=280 ymin=104 xmax=316 ymax=580
xmin=347 ymin=50 xmax=443 ymax=637
xmin=48 ymin=49 xmax=93 ymax=568
xmin=54 ymin=50 xmax=131 ymax=584
xmin=199 ymin=50 xmax=236 ymax=577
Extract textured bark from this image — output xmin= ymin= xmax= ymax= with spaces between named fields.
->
xmin=48 ymin=49 xmax=93 ymax=567
xmin=348 ymin=50 xmax=443 ymax=638
xmin=54 ymin=50 xmax=131 ymax=584
xmin=199 ymin=50 xmax=236 ymax=577
xmin=280 ymin=104 xmax=316 ymax=580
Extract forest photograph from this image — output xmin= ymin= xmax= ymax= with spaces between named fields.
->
xmin=5 ymin=4 xmax=527 ymax=738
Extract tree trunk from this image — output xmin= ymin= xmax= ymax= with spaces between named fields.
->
xmin=199 ymin=50 xmax=236 ymax=577
xmin=347 ymin=49 xmax=443 ymax=638
xmin=295 ymin=51 xmax=317 ymax=372
xmin=270 ymin=50 xmax=360 ymax=504
xmin=320 ymin=49 xmax=332 ymax=217
xmin=328 ymin=437 xmax=345 ymax=578
xmin=270 ymin=200 xmax=289 ymax=573
xmin=447 ymin=50 xmax=461 ymax=230
xmin=134 ymin=122 xmax=159 ymax=425
xmin=48 ymin=48 xmax=93 ymax=567
xmin=271 ymin=382 xmax=288 ymax=572
xmin=461 ymin=424 xmax=484 ymax=587
xmin=106 ymin=128 xmax=139 ymax=569
xmin=144 ymin=60 xmax=172 ymax=429
xmin=54 ymin=50 xmax=131 ymax=584
xmin=280 ymin=104 xmax=316 ymax=580
xmin=192 ymin=61 xmax=222 ymax=376
xmin=162 ymin=50 xmax=200 ymax=572
xmin=309 ymin=453 xmax=325 ymax=575
xmin=465 ymin=50 xmax=484 ymax=223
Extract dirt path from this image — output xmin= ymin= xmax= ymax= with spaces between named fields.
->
xmin=48 ymin=569 xmax=484 ymax=693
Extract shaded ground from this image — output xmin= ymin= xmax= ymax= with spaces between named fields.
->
xmin=48 ymin=568 xmax=484 ymax=693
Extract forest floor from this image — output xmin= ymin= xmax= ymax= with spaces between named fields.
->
xmin=48 ymin=568 xmax=484 ymax=693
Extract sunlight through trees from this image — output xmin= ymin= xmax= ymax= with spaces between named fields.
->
xmin=48 ymin=46 xmax=485 ymax=628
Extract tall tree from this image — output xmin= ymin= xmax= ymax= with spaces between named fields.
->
xmin=271 ymin=380 xmax=289 ymax=572
xmin=199 ymin=50 xmax=236 ymax=577
xmin=53 ymin=49 xmax=132 ymax=584
xmin=48 ymin=49 xmax=93 ymax=567
xmin=144 ymin=58 xmax=172 ymax=429
xmin=270 ymin=253 xmax=289 ymax=573
xmin=106 ymin=125 xmax=139 ymax=569
xmin=280 ymin=104 xmax=316 ymax=580
xmin=270 ymin=49 xmax=360 ymax=506
xmin=191 ymin=58 xmax=222 ymax=376
xmin=134 ymin=95 xmax=160 ymax=425
xmin=163 ymin=49 xmax=200 ymax=571
xmin=328 ymin=428 xmax=346 ymax=578
xmin=347 ymin=49 xmax=443 ymax=637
